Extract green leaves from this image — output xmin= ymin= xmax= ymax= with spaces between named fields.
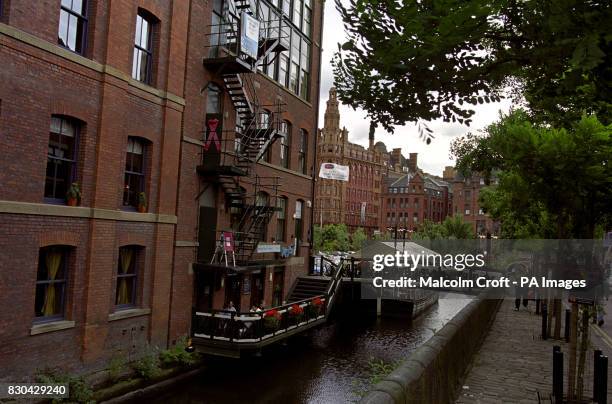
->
xmin=333 ymin=0 xmax=612 ymax=133
xmin=452 ymin=111 xmax=612 ymax=238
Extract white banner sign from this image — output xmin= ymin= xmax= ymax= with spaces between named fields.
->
xmin=318 ymin=163 xmax=350 ymax=181
xmin=240 ymin=12 xmax=260 ymax=59
xmin=256 ymin=243 xmax=281 ymax=253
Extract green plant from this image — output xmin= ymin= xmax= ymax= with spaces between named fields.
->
xmin=137 ymin=192 xmax=147 ymax=208
xmin=132 ymin=352 xmax=161 ymax=380
xmin=66 ymin=182 xmax=81 ymax=201
xmin=159 ymin=337 xmax=198 ymax=368
xmin=108 ymin=356 xmax=127 ymax=383
xmin=36 ymin=369 xmax=94 ymax=403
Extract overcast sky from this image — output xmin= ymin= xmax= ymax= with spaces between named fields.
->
xmin=317 ymin=1 xmax=512 ymax=177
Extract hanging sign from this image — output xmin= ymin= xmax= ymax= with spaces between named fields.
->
xmin=319 ymin=163 xmax=350 ymax=181
xmin=240 ymin=12 xmax=260 ymax=59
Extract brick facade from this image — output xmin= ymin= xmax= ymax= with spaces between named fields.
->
xmin=0 ymin=0 xmax=321 ymax=381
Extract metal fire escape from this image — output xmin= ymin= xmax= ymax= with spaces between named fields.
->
xmin=198 ymin=0 xmax=290 ymax=264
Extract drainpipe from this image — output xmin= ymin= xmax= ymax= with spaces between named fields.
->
xmin=308 ymin=0 xmax=325 ymax=269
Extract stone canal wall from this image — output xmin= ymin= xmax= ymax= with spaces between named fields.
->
xmin=360 ymin=292 xmax=502 ymax=404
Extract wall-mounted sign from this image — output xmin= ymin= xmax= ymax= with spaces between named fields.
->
xmin=319 ymin=163 xmax=350 ymax=181
xmin=240 ymin=12 xmax=260 ymax=59
xmin=256 ymin=243 xmax=281 ymax=253
xmin=222 ymin=232 xmax=234 ymax=252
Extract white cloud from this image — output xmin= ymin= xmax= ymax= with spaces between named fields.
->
xmin=317 ymin=0 xmax=511 ymax=177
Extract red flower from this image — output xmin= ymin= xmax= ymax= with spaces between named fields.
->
xmin=290 ymin=304 xmax=304 ymax=316
xmin=312 ymin=297 xmax=323 ymax=307
xmin=264 ymin=309 xmax=280 ymax=319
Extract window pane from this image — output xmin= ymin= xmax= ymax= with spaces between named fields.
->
xmin=139 ymin=51 xmax=150 ymax=82
xmin=282 ymin=0 xmax=291 ymax=16
xmin=135 ymin=15 xmax=143 ymax=44
xmin=290 ymin=62 xmax=299 ymax=93
xmin=140 ymin=18 xmax=150 ymax=49
xmin=300 ymin=70 xmax=308 ymax=100
xmin=61 ymin=0 xmax=72 ymax=8
xmin=132 ymin=48 xmax=140 ymax=79
xmin=58 ymin=11 xmax=69 ymax=47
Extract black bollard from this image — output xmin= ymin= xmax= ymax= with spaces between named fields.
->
xmin=542 ymin=307 xmax=548 ymax=340
xmin=565 ymin=309 xmax=571 ymax=342
xmin=598 ymin=355 xmax=608 ymax=404
xmin=536 ymin=298 xmax=541 ymax=314
xmin=594 ymin=349 xmax=602 ymax=401
xmin=552 ymin=348 xmax=563 ymax=404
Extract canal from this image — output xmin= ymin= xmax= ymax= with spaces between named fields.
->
xmin=151 ymin=292 xmax=471 ymax=404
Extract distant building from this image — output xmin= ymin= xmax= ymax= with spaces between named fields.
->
xmin=380 ymin=154 xmax=453 ymax=231
xmin=314 ymin=88 xmax=389 ymax=235
xmin=443 ymin=167 xmax=500 ymax=236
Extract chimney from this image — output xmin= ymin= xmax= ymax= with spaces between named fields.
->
xmin=408 ymin=153 xmax=418 ymax=172
xmin=368 ymin=121 xmax=376 ymax=150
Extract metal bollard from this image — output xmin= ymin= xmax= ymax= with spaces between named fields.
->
xmin=597 ymin=355 xmax=608 ymax=404
xmin=565 ymin=309 xmax=571 ymax=342
xmin=552 ymin=348 xmax=563 ymax=404
xmin=594 ymin=349 xmax=602 ymax=401
xmin=542 ymin=307 xmax=548 ymax=340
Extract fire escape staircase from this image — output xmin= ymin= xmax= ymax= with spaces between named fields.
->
xmin=199 ymin=0 xmax=289 ymax=265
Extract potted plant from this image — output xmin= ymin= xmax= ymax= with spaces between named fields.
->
xmin=306 ymin=297 xmax=323 ymax=318
xmin=263 ymin=309 xmax=281 ymax=332
xmin=137 ymin=192 xmax=147 ymax=213
xmin=66 ymin=183 xmax=81 ymax=206
xmin=289 ymin=303 xmax=304 ymax=324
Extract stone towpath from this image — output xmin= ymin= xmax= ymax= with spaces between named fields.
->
xmin=457 ymin=299 xmax=611 ymax=403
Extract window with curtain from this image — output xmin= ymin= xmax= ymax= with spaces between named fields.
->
xmin=58 ymin=0 xmax=88 ymax=54
xmin=123 ymin=137 xmax=146 ymax=209
xmin=279 ymin=121 xmax=291 ymax=168
xmin=35 ymin=246 xmax=69 ymax=320
xmin=132 ymin=11 xmax=155 ymax=84
xmin=298 ymin=128 xmax=307 ymax=174
xmin=46 ymin=116 xmax=79 ymax=201
xmin=276 ymin=196 xmax=287 ymax=242
xmin=116 ymin=246 xmax=139 ymax=307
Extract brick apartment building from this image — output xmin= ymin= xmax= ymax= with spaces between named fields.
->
xmin=0 ymin=0 xmax=321 ymax=381
xmin=314 ymin=87 xmax=390 ymax=235
xmin=443 ymin=167 xmax=499 ymax=236
xmin=381 ymin=154 xmax=453 ymax=232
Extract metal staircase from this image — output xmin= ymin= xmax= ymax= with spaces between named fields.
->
xmin=200 ymin=0 xmax=289 ymax=264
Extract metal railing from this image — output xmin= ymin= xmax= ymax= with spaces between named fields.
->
xmin=192 ymin=295 xmax=327 ymax=343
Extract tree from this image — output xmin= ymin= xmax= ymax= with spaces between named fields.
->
xmin=413 ymin=215 xmax=474 ymax=239
xmin=351 ymin=228 xmax=368 ymax=251
xmin=452 ymin=110 xmax=612 ymax=239
xmin=313 ymin=224 xmax=351 ymax=252
xmin=333 ymin=0 xmax=611 ymax=133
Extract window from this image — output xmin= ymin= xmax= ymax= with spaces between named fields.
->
xmin=58 ymin=0 xmax=87 ymax=54
xmin=116 ymin=246 xmax=139 ymax=307
xmin=35 ymin=246 xmax=69 ymax=320
xmin=259 ymin=110 xmax=272 ymax=162
xmin=279 ymin=121 xmax=291 ymax=168
xmin=294 ymin=200 xmax=303 ymax=245
xmin=46 ymin=116 xmax=79 ymax=201
xmin=302 ymin=0 xmax=312 ymax=37
xmin=132 ymin=11 xmax=154 ymax=84
xmin=123 ymin=137 xmax=146 ymax=209
xmin=276 ymin=197 xmax=287 ymax=242
xmin=298 ymin=129 xmax=307 ymax=174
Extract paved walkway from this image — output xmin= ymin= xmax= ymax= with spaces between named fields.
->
xmin=457 ymin=299 xmax=611 ymax=403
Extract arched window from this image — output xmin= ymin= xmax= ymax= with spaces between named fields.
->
xmin=46 ymin=116 xmax=80 ymax=202
xmin=276 ymin=196 xmax=288 ymax=242
xmin=58 ymin=0 xmax=88 ymax=54
xmin=279 ymin=120 xmax=292 ymax=169
xmin=132 ymin=10 xmax=158 ymax=84
xmin=298 ymin=128 xmax=308 ymax=174
xmin=123 ymin=137 xmax=149 ymax=210
xmin=35 ymin=246 xmax=72 ymax=320
xmin=294 ymin=199 xmax=304 ymax=253
xmin=116 ymin=245 xmax=142 ymax=308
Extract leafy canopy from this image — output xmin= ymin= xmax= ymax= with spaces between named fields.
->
xmin=452 ymin=111 xmax=612 ymax=238
xmin=333 ymin=0 xmax=611 ymax=132
xmin=413 ymin=215 xmax=475 ymax=240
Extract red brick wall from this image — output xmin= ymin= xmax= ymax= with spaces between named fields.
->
xmin=0 ymin=0 xmax=187 ymax=380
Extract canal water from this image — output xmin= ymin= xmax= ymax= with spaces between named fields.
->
xmin=152 ymin=293 xmax=471 ymax=404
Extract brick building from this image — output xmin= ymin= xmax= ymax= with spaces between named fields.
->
xmin=443 ymin=166 xmax=499 ymax=236
xmin=314 ymin=87 xmax=389 ymax=235
xmin=0 ymin=0 xmax=321 ymax=381
xmin=380 ymin=154 xmax=453 ymax=232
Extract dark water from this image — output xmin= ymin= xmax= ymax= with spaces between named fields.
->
xmin=153 ymin=293 xmax=471 ymax=404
